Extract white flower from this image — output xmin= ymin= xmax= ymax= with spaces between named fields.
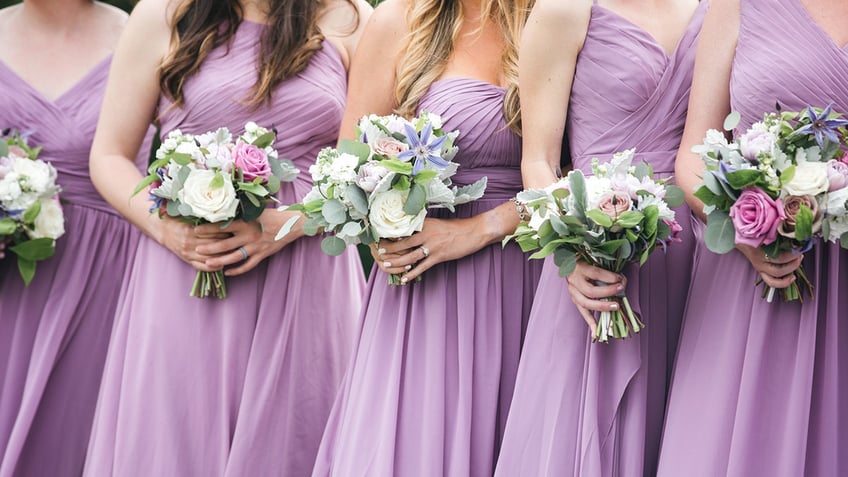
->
xmin=636 ymin=194 xmax=675 ymax=221
xmin=739 ymin=125 xmax=777 ymax=161
xmin=328 ymin=153 xmax=360 ymax=184
xmin=28 ymin=197 xmax=65 ymax=239
xmin=368 ymin=188 xmax=426 ymax=238
xmin=13 ymin=156 xmax=54 ymax=194
xmin=583 ymin=175 xmax=613 ymax=210
xmin=178 ymin=169 xmax=238 ymax=222
xmin=783 ymin=160 xmax=829 ymax=196
xmin=423 ymin=112 xmax=444 ymax=130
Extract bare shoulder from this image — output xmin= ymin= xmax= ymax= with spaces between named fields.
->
xmin=526 ymin=0 xmax=592 ymax=50
xmin=322 ymin=0 xmax=406 ymax=70
xmin=320 ymin=0 xmax=373 ymax=37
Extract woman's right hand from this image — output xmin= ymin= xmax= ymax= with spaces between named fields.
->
xmin=735 ymin=244 xmax=804 ymax=289
xmin=153 ymin=217 xmax=230 ymax=272
xmin=565 ymin=260 xmax=627 ymax=334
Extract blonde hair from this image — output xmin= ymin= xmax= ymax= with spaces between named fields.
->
xmin=394 ymin=0 xmax=534 ymax=134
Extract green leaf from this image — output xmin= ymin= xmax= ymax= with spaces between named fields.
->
xmin=664 ymin=185 xmax=685 ymax=208
xmin=614 ymin=210 xmax=644 ymax=228
xmin=10 ymin=237 xmax=56 ymax=261
xmin=723 ymin=111 xmax=741 ymax=131
xmin=529 ymin=239 xmax=562 ymax=260
xmin=414 ymin=169 xmax=438 ymax=183
xmin=379 ymin=159 xmax=414 ymax=175
xmin=23 ymin=200 xmax=42 ymax=225
xmin=321 ymin=235 xmax=347 ymax=256
xmin=338 ymin=139 xmax=373 ymax=161
xmin=275 ymin=215 xmax=301 ymax=240
xmin=554 ymin=248 xmax=577 ymax=276
xmin=548 ymin=214 xmax=570 ymax=236
xmin=634 ymin=162 xmax=653 ymax=180
xmin=393 ymin=175 xmax=411 ymax=191
xmin=726 ymin=169 xmax=762 ymax=189
xmin=779 ymin=165 xmax=796 ymax=186
xmin=252 ymin=131 xmax=276 ymax=149
xmin=597 ymin=239 xmax=627 ymax=255
xmin=794 ymin=204 xmax=813 ymax=242
xmin=244 ymin=191 xmax=261 ymax=207
xmin=0 ymin=218 xmax=17 ymax=235
xmin=0 ymin=141 xmax=8 ymax=158
xmin=240 ymin=198 xmax=263 ymax=221
xmin=586 ymin=209 xmax=614 ymax=228
xmin=264 ymin=174 xmax=281 ymax=194
xmin=841 ymin=231 xmax=848 ymax=249
xmin=346 ymin=184 xmax=369 ymax=216
xmin=643 ymin=205 xmax=660 ymax=238
xmin=322 ymin=199 xmax=348 ymax=225
xmin=17 ymin=258 xmax=36 ymax=286
xmin=238 ymin=182 xmax=269 ymax=196
xmin=210 ymin=172 xmax=225 ymax=190
xmin=170 ymin=152 xmax=194 ymax=166
xmin=303 ymin=218 xmax=322 ymax=236
xmin=568 ymin=171 xmax=587 ymax=219
xmin=132 ymin=174 xmax=159 ymax=197
xmin=704 ymin=209 xmax=736 ymax=254
xmin=694 ymin=185 xmax=720 ymax=206
xmin=403 ymin=183 xmax=426 ymax=215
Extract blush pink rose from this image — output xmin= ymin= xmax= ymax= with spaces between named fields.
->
xmin=373 ymin=137 xmax=409 ymax=158
xmin=598 ymin=191 xmax=632 ymax=219
xmin=232 ymin=141 xmax=272 ymax=181
xmin=778 ymin=194 xmax=822 ymax=238
xmin=826 ymin=160 xmax=848 ymax=191
xmin=729 ymin=187 xmax=785 ymax=248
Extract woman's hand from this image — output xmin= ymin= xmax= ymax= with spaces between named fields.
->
xmin=195 ymin=209 xmax=306 ymax=277
xmin=371 ymin=216 xmax=489 ymax=283
xmin=154 ymin=216 xmax=230 ymax=272
xmin=736 ymin=244 xmax=804 ymax=289
xmin=565 ymin=260 xmax=627 ymax=334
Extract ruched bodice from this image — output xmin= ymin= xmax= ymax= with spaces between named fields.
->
xmin=568 ymin=2 xmax=707 ymax=173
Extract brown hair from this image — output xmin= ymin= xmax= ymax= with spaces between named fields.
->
xmin=394 ymin=0 xmax=534 ymax=134
xmin=159 ymin=0 xmax=353 ymax=108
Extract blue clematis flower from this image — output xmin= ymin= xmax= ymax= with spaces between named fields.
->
xmin=397 ymin=123 xmax=449 ymax=175
xmin=794 ymin=104 xmax=848 ymax=149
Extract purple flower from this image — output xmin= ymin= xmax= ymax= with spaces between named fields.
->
xmin=794 ymin=104 xmax=848 ymax=149
xmin=729 ymin=187 xmax=785 ymax=248
xmin=232 ymin=141 xmax=272 ymax=182
xmin=826 ymin=159 xmax=848 ymax=191
xmin=397 ymin=123 xmax=449 ymax=175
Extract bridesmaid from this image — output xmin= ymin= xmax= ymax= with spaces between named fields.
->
xmin=0 ymin=1 xmax=153 ymax=475
xmin=494 ymin=0 xmax=705 ymax=476
xmin=657 ymin=0 xmax=848 ymax=475
xmin=82 ymin=0 xmax=369 ymax=475
xmin=311 ymin=0 xmax=541 ymax=475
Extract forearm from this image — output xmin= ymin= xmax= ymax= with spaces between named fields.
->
xmin=90 ymin=152 xmax=163 ymax=242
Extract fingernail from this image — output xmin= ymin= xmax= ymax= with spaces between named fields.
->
xmin=378 ymin=248 xmax=386 ymax=255
xmin=401 ymin=276 xmax=408 ymax=284
xmin=404 ymin=264 xmax=412 ymax=271
xmin=617 ymin=284 xmax=624 ymax=291
xmin=383 ymin=261 xmax=392 ymax=267
xmin=610 ymin=303 xmax=619 ymax=310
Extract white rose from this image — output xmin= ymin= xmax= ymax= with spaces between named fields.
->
xmin=178 ymin=169 xmax=238 ymax=222
xmin=13 ymin=157 xmax=54 ymax=193
xmin=783 ymin=160 xmax=829 ymax=196
xmin=0 ymin=176 xmax=22 ymax=204
xmin=29 ymin=197 xmax=65 ymax=239
xmin=368 ymin=188 xmax=426 ymax=238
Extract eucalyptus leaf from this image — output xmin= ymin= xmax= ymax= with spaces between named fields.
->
xmin=0 ymin=141 xmax=8 ymax=158
xmin=841 ymin=231 xmax=848 ymax=249
xmin=275 ymin=215 xmax=301 ymax=240
xmin=321 ymin=235 xmax=347 ymax=256
xmin=322 ymin=199 xmax=348 ymax=225
xmin=303 ymin=218 xmax=322 ymax=236
xmin=664 ymin=185 xmax=685 ymax=208
xmin=704 ymin=210 xmax=736 ymax=254
xmin=723 ymin=111 xmax=741 ymax=131
xmin=340 ymin=221 xmax=363 ymax=238
xmin=403 ymin=183 xmax=426 ymax=215
xmin=338 ymin=138 xmax=373 ymax=161
xmin=634 ymin=163 xmax=653 ymax=180
xmin=568 ymin=171 xmax=587 ymax=219
xmin=346 ymin=184 xmax=369 ymax=216
xmin=554 ymin=248 xmax=577 ymax=276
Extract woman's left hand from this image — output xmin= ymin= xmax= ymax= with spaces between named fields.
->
xmin=195 ymin=209 xmax=306 ymax=276
xmin=374 ymin=217 xmax=487 ymax=283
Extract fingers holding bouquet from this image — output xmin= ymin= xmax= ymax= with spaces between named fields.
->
xmin=565 ymin=260 xmax=627 ymax=333
xmin=737 ymin=245 xmax=804 ymax=290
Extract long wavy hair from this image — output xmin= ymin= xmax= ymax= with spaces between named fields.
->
xmin=394 ymin=0 xmax=534 ymax=134
xmin=159 ymin=0 xmax=355 ymax=108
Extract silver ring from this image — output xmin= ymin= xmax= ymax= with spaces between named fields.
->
xmin=763 ymin=253 xmax=771 ymax=263
xmin=420 ymin=245 xmax=430 ymax=258
xmin=238 ymin=246 xmax=249 ymax=261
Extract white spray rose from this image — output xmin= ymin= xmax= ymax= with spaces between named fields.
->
xmin=28 ymin=197 xmax=65 ymax=239
xmin=368 ymin=188 xmax=426 ymax=238
xmin=178 ymin=169 xmax=238 ymax=222
xmin=783 ymin=160 xmax=829 ymax=196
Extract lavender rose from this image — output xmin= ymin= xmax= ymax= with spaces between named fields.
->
xmin=729 ymin=187 xmax=785 ymax=248
xmin=372 ymin=137 xmax=409 ymax=158
xmin=826 ymin=159 xmax=848 ymax=191
xmin=232 ymin=141 xmax=272 ymax=182
xmin=778 ymin=194 xmax=822 ymax=238
xmin=356 ymin=161 xmax=389 ymax=193
xmin=738 ymin=127 xmax=776 ymax=162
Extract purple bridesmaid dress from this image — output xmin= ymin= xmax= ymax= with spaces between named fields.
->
xmin=657 ymin=1 xmax=848 ymax=475
xmin=311 ymin=78 xmax=545 ymax=477
xmin=494 ymin=3 xmax=707 ymax=476
xmin=0 ymin=57 xmax=151 ymax=476
xmin=82 ymin=22 xmax=365 ymax=476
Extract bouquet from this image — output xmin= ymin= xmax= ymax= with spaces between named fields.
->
xmin=507 ymin=149 xmax=684 ymax=342
xmin=135 ymin=122 xmax=298 ymax=298
xmin=693 ymin=105 xmax=848 ymax=302
xmin=0 ymin=131 xmax=64 ymax=285
xmin=276 ymin=111 xmax=487 ymax=284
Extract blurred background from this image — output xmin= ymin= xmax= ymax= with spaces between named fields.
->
xmin=0 ymin=1 xmax=381 ymax=10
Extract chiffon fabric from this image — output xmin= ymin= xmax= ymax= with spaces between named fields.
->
xmin=494 ymin=3 xmax=706 ymax=476
xmin=312 ymin=78 xmax=544 ymax=477
xmin=657 ymin=1 xmax=848 ymax=475
xmin=0 ymin=57 xmax=152 ymax=477
xmin=83 ymin=22 xmax=364 ymax=476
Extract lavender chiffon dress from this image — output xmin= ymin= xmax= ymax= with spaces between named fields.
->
xmin=311 ymin=78 xmax=544 ymax=477
xmin=494 ymin=3 xmax=706 ymax=476
xmin=0 ymin=57 xmax=152 ymax=477
xmin=82 ymin=23 xmax=364 ymax=476
xmin=657 ymin=1 xmax=848 ymax=475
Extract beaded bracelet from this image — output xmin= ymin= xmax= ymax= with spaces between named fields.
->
xmin=511 ymin=197 xmax=528 ymax=222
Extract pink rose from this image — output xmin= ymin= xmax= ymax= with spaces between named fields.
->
xmin=826 ymin=159 xmax=848 ymax=191
xmin=373 ymin=137 xmax=409 ymax=158
xmin=232 ymin=141 xmax=272 ymax=182
xmin=778 ymin=194 xmax=822 ymax=239
xmin=598 ymin=191 xmax=632 ymax=219
xmin=729 ymin=187 xmax=785 ymax=248
xmin=738 ymin=128 xmax=776 ymax=162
